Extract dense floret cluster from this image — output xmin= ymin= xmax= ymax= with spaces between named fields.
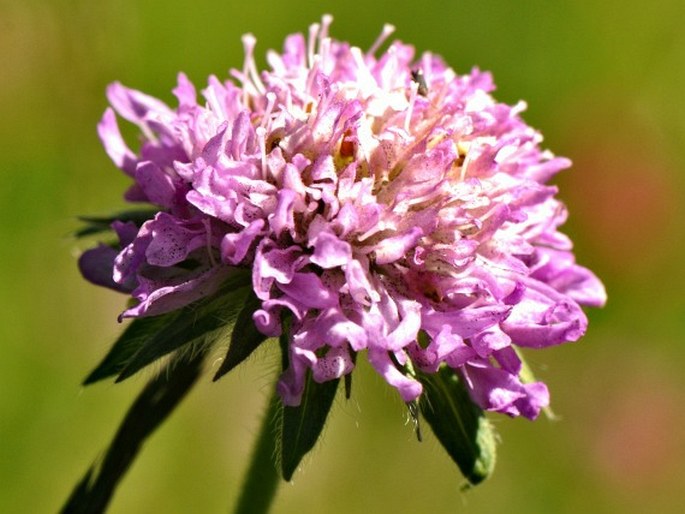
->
xmin=81 ymin=17 xmax=605 ymax=420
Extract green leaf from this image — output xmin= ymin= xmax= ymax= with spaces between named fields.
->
xmin=417 ymin=366 xmax=497 ymax=486
xmin=344 ymin=373 xmax=352 ymax=400
xmin=213 ymin=291 xmax=268 ymax=382
xmin=232 ymin=392 xmax=280 ymax=514
xmin=74 ymin=209 xmax=158 ymax=238
xmin=83 ymin=312 xmax=179 ymax=385
xmin=280 ymin=373 xmax=339 ymax=481
xmin=61 ymin=348 xmax=208 ymax=514
xmin=344 ymin=351 xmax=357 ymax=400
xmin=277 ymin=317 xmax=341 ymax=480
xmin=116 ymin=279 xmax=251 ymax=382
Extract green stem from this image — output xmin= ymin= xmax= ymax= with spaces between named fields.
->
xmin=232 ymin=391 xmax=281 ymax=514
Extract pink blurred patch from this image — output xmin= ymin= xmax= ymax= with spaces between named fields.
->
xmin=572 ymin=348 xmax=685 ymax=492
xmin=559 ymin=91 xmax=681 ymax=277
xmin=591 ymin=373 xmax=685 ymax=489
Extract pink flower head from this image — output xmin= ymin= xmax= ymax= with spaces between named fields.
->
xmin=85 ymin=17 xmax=605 ymax=420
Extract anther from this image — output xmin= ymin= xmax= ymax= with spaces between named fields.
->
xmin=319 ymin=14 xmax=333 ymax=44
xmin=368 ymin=23 xmax=395 ymax=57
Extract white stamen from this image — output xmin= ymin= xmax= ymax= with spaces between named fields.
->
xmin=284 ymin=87 xmax=293 ymax=113
xmin=319 ymin=37 xmax=331 ymax=72
xmin=229 ymin=69 xmax=246 ymax=83
xmin=266 ymin=49 xmax=285 ymax=75
xmin=307 ymin=22 xmax=320 ymax=68
xmin=511 ymin=100 xmax=527 ymax=116
xmin=241 ymin=34 xmax=256 ymax=76
xmin=434 ymin=68 xmax=456 ymax=105
xmin=248 ymin=67 xmax=266 ymax=96
xmin=350 ymin=47 xmax=376 ymax=89
xmin=319 ymin=14 xmax=333 ymax=44
xmin=203 ymin=76 xmax=226 ymax=119
xmin=256 ymin=126 xmax=268 ymax=178
xmin=382 ymin=45 xmax=398 ymax=88
xmin=367 ymin=23 xmax=395 ymax=56
xmin=404 ymin=81 xmax=419 ymax=133
xmin=261 ymin=92 xmax=277 ymax=131
xmin=421 ymin=53 xmax=433 ymax=87
xmin=241 ymin=33 xmax=265 ymax=97
xmin=241 ymin=34 xmax=257 ymax=105
xmin=460 ymin=158 xmax=471 ymax=181
xmin=305 ymin=56 xmax=320 ymax=97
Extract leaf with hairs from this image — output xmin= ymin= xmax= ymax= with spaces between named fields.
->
xmin=280 ymin=372 xmax=339 ymax=481
xmin=83 ymin=312 xmax=179 ymax=385
xmin=116 ymin=277 xmax=250 ymax=382
xmin=62 ymin=349 xmax=208 ymax=514
xmin=213 ymin=291 xmax=268 ymax=381
xmin=75 ymin=209 xmax=158 ymax=238
xmin=417 ymin=366 xmax=497 ymax=486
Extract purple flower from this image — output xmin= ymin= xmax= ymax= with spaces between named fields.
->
xmin=84 ymin=17 xmax=605 ymax=421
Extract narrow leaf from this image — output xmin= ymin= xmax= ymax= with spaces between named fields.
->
xmin=344 ymin=351 xmax=357 ymax=400
xmin=344 ymin=373 xmax=352 ymax=400
xmin=83 ymin=312 xmax=178 ymax=385
xmin=280 ymin=373 xmax=339 ymax=481
xmin=213 ymin=291 xmax=267 ymax=381
xmin=417 ymin=366 xmax=497 ymax=486
xmin=116 ymin=274 xmax=251 ymax=382
xmin=61 ymin=349 xmax=207 ymax=514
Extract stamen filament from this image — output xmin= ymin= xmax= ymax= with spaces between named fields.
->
xmin=307 ymin=22 xmax=320 ymax=69
xmin=368 ymin=23 xmax=396 ymax=57
xmin=405 ymin=82 xmax=419 ymax=133
xmin=261 ymin=92 xmax=277 ymax=131
xmin=256 ymin=126 xmax=267 ymax=178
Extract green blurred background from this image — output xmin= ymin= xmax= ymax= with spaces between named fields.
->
xmin=2 ymin=0 xmax=685 ymax=512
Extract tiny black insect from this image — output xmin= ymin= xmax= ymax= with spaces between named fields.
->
xmin=411 ymin=69 xmax=428 ymax=96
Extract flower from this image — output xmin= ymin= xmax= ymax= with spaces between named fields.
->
xmin=81 ymin=16 xmax=605 ymax=422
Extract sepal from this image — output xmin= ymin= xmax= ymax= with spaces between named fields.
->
xmin=75 ymin=209 xmax=158 ymax=238
xmin=83 ymin=312 xmax=177 ymax=385
xmin=278 ymin=324 xmax=340 ymax=481
xmin=279 ymin=372 xmax=339 ymax=481
xmin=213 ymin=291 xmax=268 ymax=381
xmin=116 ymin=273 xmax=251 ymax=381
